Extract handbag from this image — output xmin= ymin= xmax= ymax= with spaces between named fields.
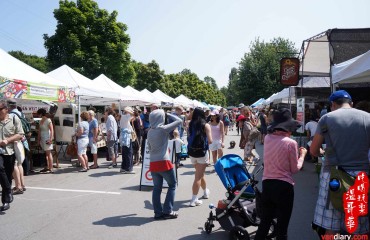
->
xmin=329 ymin=166 xmax=355 ymax=212
xmin=66 ymin=137 xmax=78 ymax=157
xmin=246 ymin=122 xmax=260 ymax=141
xmin=322 ymin=122 xmax=356 ymax=212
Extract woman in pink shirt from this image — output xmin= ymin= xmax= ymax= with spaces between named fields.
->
xmin=255 ymin=108 xmax=307 ymax=240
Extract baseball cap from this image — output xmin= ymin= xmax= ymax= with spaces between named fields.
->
xmin=329 ymin=90 xmax=352 ymax=102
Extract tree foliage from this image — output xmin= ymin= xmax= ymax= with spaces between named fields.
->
xmin=160 ymin=69 xmax=226 ymax=106
xmin=44 ymin=0 xmax=134 ymax=85
xmin=132 ymin=60 xmax=164 ymax=92
xmin=226 ymin=38 xmax=297 ymax=106
xmin=8 ymin=51 xmax=49 ymax=73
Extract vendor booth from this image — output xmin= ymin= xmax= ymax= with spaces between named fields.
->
xmin=0 ymin=49 xmax=76 ymax=170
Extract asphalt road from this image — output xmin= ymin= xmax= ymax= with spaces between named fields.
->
xmin=0 ymin=129 xmax=319 ymax=240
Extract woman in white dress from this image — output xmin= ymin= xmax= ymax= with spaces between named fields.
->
xmin=37 ymin=108 xmax=54 ymax=174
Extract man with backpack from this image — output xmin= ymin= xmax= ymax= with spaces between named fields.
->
xmin=0 ymin=99 xmax=24 ymax=211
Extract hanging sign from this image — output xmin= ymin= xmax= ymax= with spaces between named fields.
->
xmin=0 ymin=76 xmax=75 ymax=103
xmin=280 ymin=58 xmax=300 ymax=86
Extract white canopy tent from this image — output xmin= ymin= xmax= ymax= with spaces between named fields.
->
xmin=332 ymin=50 xmax=370 ymax=84
xmin=174 ymin=94 xmax=193 ymax=107
xmin=152 ymin=89 xmax=175 ymax=104
xmin=123 ymin=86 xmax=154 ymax=105
xmin=93 ymin=74 xmax=150 ymax=106
xmin=48 ymin=65 xmax=121 ymax=105
xmin=140 ymin=89 xmax=161 ymax=105
xmin=271 ymin=77 xmax=330 ymax=104
xmin=0 ymin=48 xmax=69 ymax=87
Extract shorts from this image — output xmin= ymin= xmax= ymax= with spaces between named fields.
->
xmin=107 ymin=140 xmax=117 ymax=159
xmin=190 ymin=152 xmax=209 ymax=165
xmin=89 ymin=137 xmax=97 ymax=154
xmin=14 ymin=158 xmax=24 ymax=166
xmin=209 ymin=141 xmax=222 ymax=151
xmin=77 ymin=138 xmax=89 ymax=156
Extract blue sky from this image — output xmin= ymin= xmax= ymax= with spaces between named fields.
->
xmin=0 ymin=0 xmax=369 ymax=87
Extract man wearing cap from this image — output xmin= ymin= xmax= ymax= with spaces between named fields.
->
xmin=0 ymin=99 xmax=24 ymax=211
xmin=311 ymin=90 xmax=370 ymax=236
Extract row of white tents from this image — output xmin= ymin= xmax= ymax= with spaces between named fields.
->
xmin=0 ymin=48 xmax=216 ymax=109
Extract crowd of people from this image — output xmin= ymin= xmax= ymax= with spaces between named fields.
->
xmin=1 ymin=90 xmax=369 ymax=238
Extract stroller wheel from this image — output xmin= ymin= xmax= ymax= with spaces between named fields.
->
xmin=229 ymin=225 xmax=250 ymax=240
xmin=266 ymin=219 xmax=277 ymax=239
xmin=204 ymin=221 xmax=213 ymax=234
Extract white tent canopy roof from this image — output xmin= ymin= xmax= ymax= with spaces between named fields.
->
xmin=174 ymin=94 xmax=193 ymax=107
xmin=297 ymin=76 xmax=330 ymax=88
xmin=300 ymin=28 xmax=370 ymax=78
xmin=152 ymin=89 xmax=175 ymax=103
xmin=93 ymin=74 xmax=147 ymax=105
xmin=0 ymin=48 xmax=69 ymax=87
xmin=123 ymin=86 xmax=154 ymax=105
xmin=332 ymin=50 xmax=370 ymax=84
xmin=47 ymin=65 xmax=121 ymax=105
xmin=300 ymin=34 xmax=331 ymax=77
xmin=140 ymin=89 xmax=161 ymax=105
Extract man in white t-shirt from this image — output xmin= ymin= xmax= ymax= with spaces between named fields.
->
xmin=305 ymin=118 xmax=318 ymax=140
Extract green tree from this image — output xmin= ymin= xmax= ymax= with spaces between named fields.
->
xmin=8 ymin=51 xmax=49 ymax=73
xmin=44 ymin=0 xmax=134 ymax=85
xmin=161 ymin=69 xmax=225 ymax=106
xmin=133 ymin=60 xmax=165 ymax=91
xmin=204 ymin=76 xmax=218 ymax=90
xmin=227 ymin=38 xmax=297 ymax=105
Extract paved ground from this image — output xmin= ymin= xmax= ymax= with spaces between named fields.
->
xmin=0 ymin=129 xmax=319 ymax=240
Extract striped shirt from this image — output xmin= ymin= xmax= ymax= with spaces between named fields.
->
xmin=262 ymin=132 xmax=303 ymax=185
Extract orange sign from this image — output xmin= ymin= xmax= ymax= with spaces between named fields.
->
xmin=280 ymin=58 xmax=300 ymax=86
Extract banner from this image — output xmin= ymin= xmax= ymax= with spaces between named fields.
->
xmin=0 ymin=76 xmax=75 ymax=103
xmin=140 ymin=140 xmax=176 ymax=189
xmin=296 ymin=98 xmax=305 ymax=133
xmin=280 ymin=58 xmax=300 ymax=86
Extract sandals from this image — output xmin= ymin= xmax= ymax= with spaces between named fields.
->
xmin=163 ymin=211 xmax=178 ymax=219
xmin=89 ymin=165 xmax=100 ymax=169
xmin=79 ymin=168 xmax=88 ymax=172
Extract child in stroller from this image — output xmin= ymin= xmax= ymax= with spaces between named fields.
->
xmin=204 ymin=154 xmax=276 ymax=240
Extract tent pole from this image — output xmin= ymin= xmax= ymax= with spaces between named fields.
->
xmin=78 ymin=95 xmax=81 ymax=124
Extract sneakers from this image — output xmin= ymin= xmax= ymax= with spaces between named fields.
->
xmin=125 ymin=170 xmax=135 ymax=174
xmin=189 ymin=199 xmax=203 ymax=207
xmin=108 ymin=163 xmax=117 ymax=169
xmin=202 ymin=189 xmax=210 ymax=199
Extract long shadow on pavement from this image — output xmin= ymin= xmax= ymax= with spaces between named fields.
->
xmin=177 ymin=229 xmax=229 ymax=239
xmin=88 ymin=171 xmax=122 ymax=178
xmin=92 ymin=213 xmax=152 ymax=227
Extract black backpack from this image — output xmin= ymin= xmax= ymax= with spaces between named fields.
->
xmin=11 ymin=111 xmax=31 ymax=134
xmin=187 ymin=125 xmax=208 ymax=158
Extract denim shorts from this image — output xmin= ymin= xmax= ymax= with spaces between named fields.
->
xmin=77 ymin=138 xmax=89 ymax=156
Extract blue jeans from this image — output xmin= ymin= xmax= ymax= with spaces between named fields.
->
xmin=151 ymin=169 xmax=177 ymax=217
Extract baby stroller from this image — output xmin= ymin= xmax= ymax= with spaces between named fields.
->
xmin=204 ymin=154 xmax=276 ymax=240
